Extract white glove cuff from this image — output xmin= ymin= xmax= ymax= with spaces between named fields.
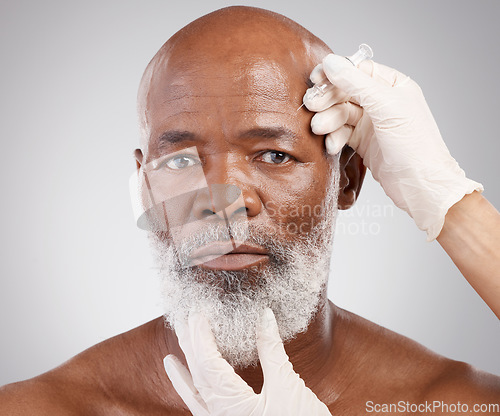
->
xmin=425 ymin=178 xmax=483 ymax=242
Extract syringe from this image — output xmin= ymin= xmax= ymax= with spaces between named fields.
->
xmin=298 ymin=43 xmax=373 ymax=110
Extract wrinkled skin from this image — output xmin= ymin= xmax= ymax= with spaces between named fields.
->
xmin=1 ymin=6 xmax=499 ymax=416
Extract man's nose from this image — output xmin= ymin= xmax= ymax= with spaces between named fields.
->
xmin=191 ymin=166 xmax=261 ymax=220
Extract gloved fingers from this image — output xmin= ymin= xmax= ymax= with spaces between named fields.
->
xmin=309 ymin=63 xmax=325 ymax=84
xmin=164 ymin=354 xmax=210 ymax=416
xmin=322 ymin=57 xmax=391 ymax=113
xmin=325 ymin=125 xmax=353 ymax=155
xmin=256 ymin=308 xmax=296 ymax=384
xmin=348 ymin=112 xmax=376 ymax=157
xmin=357 ymin=60 xmax=374 ymax=77
xmin=358 ymin=60 xmax=410 ymax=88
xmin=322 ymin=53 xmax=359 ymax=77
xmin=174 ymin=318 xmax=197 ymax=378
xmin=186 ymin=312 xmax=255 ymax=400
xmin=311 ymin=101 xmax=363 ymax=135
xmin=303 ymin=83 xmax=350 ymax=112
xmin=302 ymin=84 xmax=332 ymax=112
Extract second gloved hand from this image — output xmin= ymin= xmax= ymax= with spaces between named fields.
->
xmin=303 ymin=55 xmax=483 ymax=241
xmin=164 ymin=308 xmax=331 ymax=416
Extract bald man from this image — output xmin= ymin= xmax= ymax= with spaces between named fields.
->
xmin=1 ymin=6 xmax=499 ymax=415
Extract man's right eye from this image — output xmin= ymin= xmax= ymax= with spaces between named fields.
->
xmin=162 ymin=155 xmax=200 ymax=170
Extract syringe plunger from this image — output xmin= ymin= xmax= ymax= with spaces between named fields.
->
xmin=346 ymin=43 xmax=373 ymax=67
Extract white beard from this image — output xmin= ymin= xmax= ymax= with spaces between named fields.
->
xmin=150 ymin=158 xmax=340 ymax=368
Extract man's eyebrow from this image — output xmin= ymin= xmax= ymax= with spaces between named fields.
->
xmin=156 ymin=127 xmax=300 ymax=147
xmin=238 ymin=127 xmax=300 ymax=142
xmin=157 ymin=130 xmax=199 ymax=147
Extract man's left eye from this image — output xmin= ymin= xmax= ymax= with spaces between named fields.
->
xmin=260 ymin=151 xmax=291 ymax=164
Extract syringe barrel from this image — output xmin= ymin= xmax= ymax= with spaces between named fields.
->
xmin=303 ymin=43 xmax=373 ymax=103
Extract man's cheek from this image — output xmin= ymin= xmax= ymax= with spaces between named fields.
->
xmin=263 ymin=199 xmax=322 ymax=237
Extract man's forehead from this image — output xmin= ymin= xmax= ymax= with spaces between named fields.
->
xmin=140 ymin=30 xmax=322 ymax=115
xmin=147 ymin=55 xmax=303 ymax=104
xmin=137 ymin=7 xmax=332 ymax=149
xmin=142 ymin=57 xmax=308 ymax=147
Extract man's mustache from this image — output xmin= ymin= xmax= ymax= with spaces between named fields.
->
xmin=168 ymin=222 xmax=286 ymax=268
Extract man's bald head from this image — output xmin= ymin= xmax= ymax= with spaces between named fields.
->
xmin=137 ymin=6 xmax=332 ymax=149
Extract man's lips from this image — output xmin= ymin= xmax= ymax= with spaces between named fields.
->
xmin=189 ymin=241 xmax=269 ymax=271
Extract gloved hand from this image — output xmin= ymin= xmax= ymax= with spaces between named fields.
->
xmin=163 ymin=308 xmax=331 ymax=416
xmin=303 ymin=55 xmax=483 ymax=241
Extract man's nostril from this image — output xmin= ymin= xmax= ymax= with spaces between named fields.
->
xmin=233 ymin=206 xmax=247 ymax=216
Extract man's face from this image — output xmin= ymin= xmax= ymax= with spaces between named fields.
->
xmin=139 ymin=39 xmax=340 ymax=367
xmin=141 ymin=47 xmax=334 ymax=243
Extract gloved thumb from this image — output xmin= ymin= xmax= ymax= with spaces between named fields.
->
xmin=256 ymin=308 xmax=296 ymax=384
xmin=322 ymin=54 xmax=389 ymax=113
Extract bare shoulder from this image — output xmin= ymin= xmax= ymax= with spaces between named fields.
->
xmin=421 ymin=361 xmax=500 ymax=413
xmin=334 ymin=306 xmax=500 ymax=411
xmin=0 ymin=375 xmax=84 ymax=416
xmin=0 ymin=317 xmax=187 ymax=415
xmin=0 ymin=352 xmax=108 ymax=416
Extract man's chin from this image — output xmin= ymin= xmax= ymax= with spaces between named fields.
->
xmin=186 ymin=264 xmax=268 ymax=296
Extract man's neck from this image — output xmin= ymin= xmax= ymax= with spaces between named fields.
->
xmin=233 ymin=297 xmax=337 ymax=394
xmin=154 ymin=296 xmax=342 ymax=402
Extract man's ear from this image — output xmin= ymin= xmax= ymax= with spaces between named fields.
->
xmin=337 ymin=145 xmax=366 ymax=210
xmin=134 ymin=149 xmax=143 ymax=171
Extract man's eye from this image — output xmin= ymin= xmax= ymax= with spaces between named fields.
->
xmin=260 ymin=151 xmax=291 ymax=164
xmin=163 ymin=155 xmax=200 ymax=170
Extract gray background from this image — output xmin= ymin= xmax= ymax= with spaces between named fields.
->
xmin=1 ymin=0 xmax=499 ymax=385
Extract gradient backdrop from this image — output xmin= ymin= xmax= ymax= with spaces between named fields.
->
xmin=1 ymin=0 xmax=499 ymax=385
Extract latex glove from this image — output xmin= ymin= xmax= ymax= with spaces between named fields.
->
xmin=304 ymin=55 xmax=483 ymax=241
xmin=163 ymin=308 xmax=331 ymax=416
